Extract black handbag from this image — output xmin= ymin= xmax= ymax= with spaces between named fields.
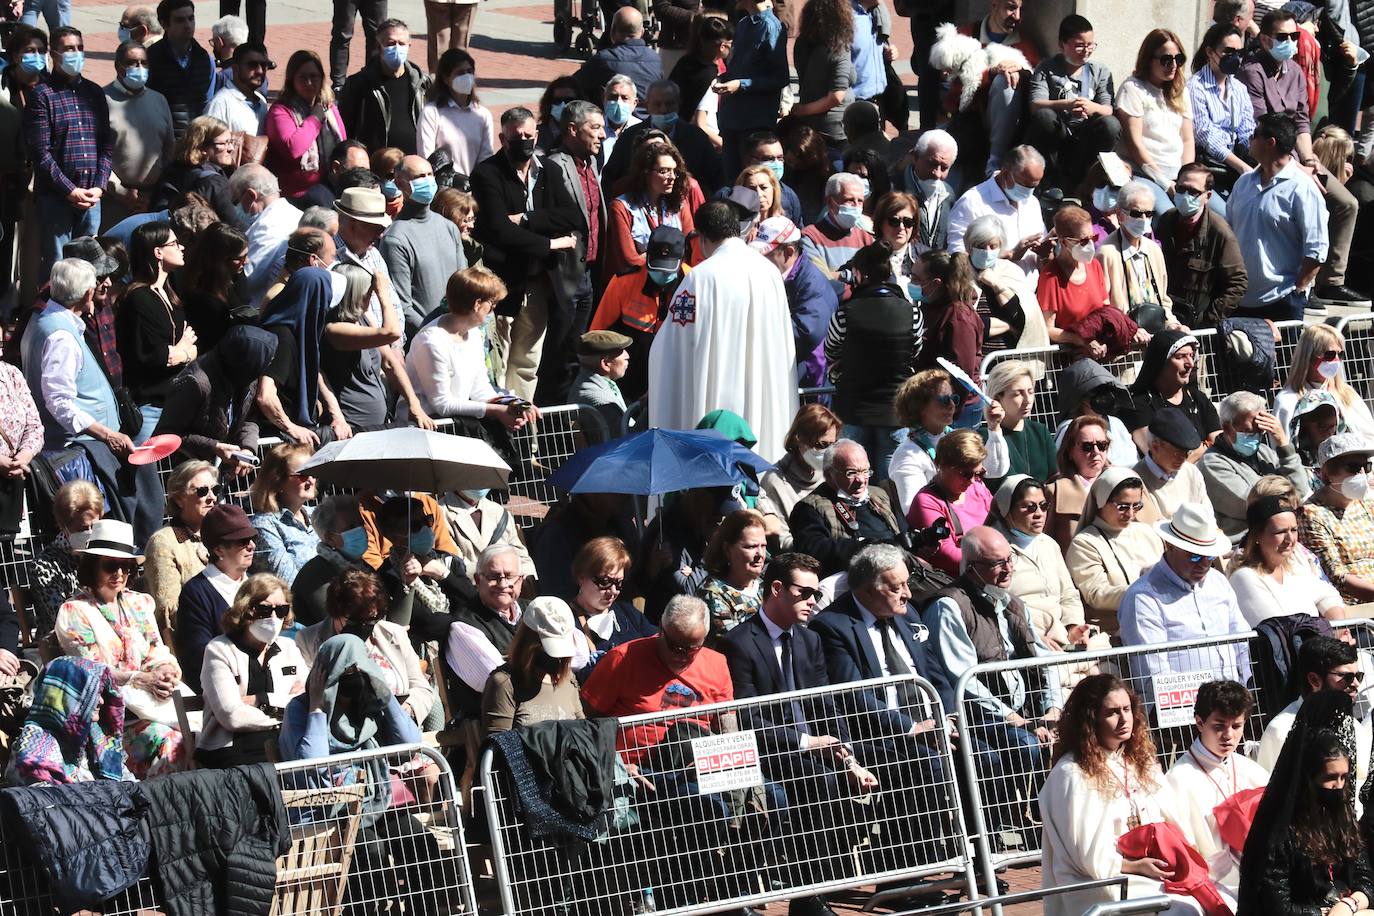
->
xmin=88 ymin=346 xmax=142 ymax=437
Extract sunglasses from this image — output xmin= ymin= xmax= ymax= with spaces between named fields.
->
xmin=662 ymin=633 xmax=705 ymax=655
xmin=1337 ymin=461 xmax=1373 ymax=475
xmin=885 ymin=216 xmax=917 ymax=229
xmin=935 ymin=394 xmax=962 ymax=407
xmin=1155 ymin=53 xmax=1186 ymax=67
xmin=1320 ymin=350 xmax=1344 ymax=361
xmin=1126 ymin=208 xmax=1155 ymax=219
xmin=592 ymin=574 xmax=624 ymax=591
xmin=786 ymin=582 xmax=823 ymax=601
xmin=99 ymin=558 xmax=138 ymax=575
xmin=1017 ymin=500 xmax=1049 ymax=513
xmin=1114 ymin=501 xmax=1145 ymax=513
xmin=1216 ymin=47 xmax=1241 ymax=58
xmin=289 ymin=471 xmax=314 ymax=482
xmin=1185 ymin=553 xmax=1209 ymax=564
xmin=1271 ymin=30 xmax=1299 ymax=41
xmin=954 ymin=466 xmax=986 ymax=480
xmin=1332 ymin=670 xmax=1367 ymax=685
xmin=192 ymin=484 xmax=223 ymax=499
xmin=248 ymin=601 xmax=291 ymax=620
xmin=1079 ymin=441 xmax=1110 ymax=454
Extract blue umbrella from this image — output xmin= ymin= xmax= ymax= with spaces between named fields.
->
xmin=548 ymin=428 xmax=774 ymax=495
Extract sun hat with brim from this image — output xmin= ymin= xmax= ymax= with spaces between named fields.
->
xmin=334 ymin=187 xmax=392 ymax=228
xmin=79 ymin=519 xmax=144 ymax=561
xmin=522 ymin=596 xmax=577 ymax=658
xmin=1316 ymin=432 xmax=1374 ymax=469
xmin=1156 ymin=503 xmax=1230 ymax=558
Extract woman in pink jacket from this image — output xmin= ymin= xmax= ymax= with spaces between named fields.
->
xmin=266 ymin=50 xmax=347 ymax=198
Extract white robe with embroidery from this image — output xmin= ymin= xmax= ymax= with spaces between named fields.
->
xmin=1164 ymin=739 xmax=1270 ymax=891
xmin=648 ymin=237 xmax=798 ymax=461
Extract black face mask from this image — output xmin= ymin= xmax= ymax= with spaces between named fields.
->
xmin=342 ymin=620 xmax=376 ymax=642
xmin=506 ymin=138 xmax=537 ymax=163
xmin=1089 ymin=389 xmax=1119 ymax=417
xmin=1316 ymin=786 xmax=1348 ymax=809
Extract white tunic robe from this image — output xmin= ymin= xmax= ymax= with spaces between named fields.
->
xmin=1164 ymin=739 xmax=1270 ymax=891
xmin=1040 ymin=751 xmax=1224 ymax=916
xmin=648 ymin=237 xmax=799 ymax=461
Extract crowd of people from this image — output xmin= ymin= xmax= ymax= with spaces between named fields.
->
xmin=8 ymin=0 xmax=1374 ymax=908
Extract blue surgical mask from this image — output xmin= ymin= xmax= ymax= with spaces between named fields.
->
xmin=647 ymin=267 xmax=679 ymax=286
xmin=121 ymin=66 xmax=148 ymax=91
xmin=1269 ymin=38 xmax=1298 ymax=62
xmin=858 ymin=177 xmax=871 ymax=198
xmin=1124 ymin=216 xmax=1151 ymax=238
xmin=408 ymin=175 xmax=437 ymax=205
xmin=550 ymin=101 xmax=568 ymax=123
xmin=764 ymin=160 xmax=785 ymax=183
xmin=605 ymin=98 xmax=631 ymax=125
xmin=833 ymin=204 xmax=863 ymax=231
xmin=908 ymin=282 xmax=925 ymax=302
xmin=59 ymin=50 xmax=85 ymax=78
xmin=381 ymin=179 xmax=400 ymax=199
xmin=19 ymin=52 xmax=45 ymax=75
xmin=970 ymin=247 xmax=1000 ymax=270
xmin=233 ymin=202 xmax=258 ymax=229
xmin=1173 ymin=190 xmax=1204 ymax=217
xmin=380 ymin=43 xmax=408 ymax=70
xmin=117 ymin=25 xmax=132 ymax=44
xmin=1005 ymin=181 xmax=1036 ymax=203
xmin=650 ymin=111 xmax=678 ymax=131
xmin=1092 ymin=186 xmax=1117 ymax=213
xmin=408 ymin=527 xmax=436 ymax=556
xmin=460 ymin=488 xmax=490 ymax=502
xmin=339 ymin=525 xmax=369 ymax=560
xmin=1233 ymin=430 xmax=1262 ymax=457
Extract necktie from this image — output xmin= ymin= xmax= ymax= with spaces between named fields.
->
xmin=779 ymin=631 xmax=807 ymax=732
xmin=878 ymin=619 xmax=925 ymax=715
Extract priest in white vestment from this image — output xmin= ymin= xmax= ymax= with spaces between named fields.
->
xmin=648 ymin=199 xmax=799 ymax=461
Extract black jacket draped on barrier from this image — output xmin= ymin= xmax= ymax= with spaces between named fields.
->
xmin=490 ymin=718 xmax=618 ymax=841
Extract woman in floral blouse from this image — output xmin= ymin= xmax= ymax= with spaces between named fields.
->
xmin=31 ymin=480 xmax=104 ymax=639
xmin=0 ymin=360 xmax=41 ymax=537
xmin=700 ymin=509 xmax=768 ymax=646
xmin=55 ymin=519 xmax=185 ymax=778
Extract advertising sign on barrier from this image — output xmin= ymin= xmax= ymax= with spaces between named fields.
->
xmin=1152 ymin=671 xmax=1214 ymax=728
xmin=692 ymin=730 xmax=763 ymax=794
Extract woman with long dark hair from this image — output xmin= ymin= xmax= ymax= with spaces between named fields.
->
xmin=915 ymin=248 xmax=985 ymax=428
xmin=1041 ymin=673 xmax=1225 ymax=915
xmin=481 ymin=597 xmax=585 ymax=734
xmin=116 ymin=222 xmax=198 ymax=444
xmin=266 ymin=50 xmax=346 ymax=199
xmin=1188 ymin=22 xmax=1253 ymax=189
xmin=605 ymin=141 xmax=696 ymax=277
xmin=790 ymin=0 xmax=855 ymax=150
xmin=179 ymin=221 xmax=252 ymax=350
xmin=536 ymin=76 xmax=584 ymax=152
xmin=419 ymin=48 xmax=494 ymax=175
xmin=1116 ymin=28 xmax=1196 ymax=211
xmin=1240 ymin=691 xmax=1374 ymax=915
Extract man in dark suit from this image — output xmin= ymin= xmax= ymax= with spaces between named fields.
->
xmin=601 ymin=79 xmax=726 ymax=194
xmin=469 ymin=106 xmax=578 ymax=401
xmin=537 ymin=100 xmax=608 ymax=406
xmin=721 ymin=553 xmax=877 ymax=916
xmin=809 ymin=544 xmax=961 ymax=873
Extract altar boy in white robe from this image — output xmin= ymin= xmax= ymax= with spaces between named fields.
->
xmin=1164 ymin=680 xmax=1269 ymax=892
xmin=648 ymin=198 xmax=799 ymax=462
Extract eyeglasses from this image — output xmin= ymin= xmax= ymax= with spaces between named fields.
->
xmin=1320 ymin=350 xmax=1344 ymax=361
xmin=843 ymin=469 xmax=873 ymax=481
xmin=935 ymin=394 xmax=962 ymax=407
xmin=1079 ymin=440 xmax=1110 ymax=454
xmin=650 ymin=166 xmax=677 ymax=176
xmin=974 ymin=555 xmax=1015 ymax=572
xmin=192 ymin=484 xmax=222 ymax=499
xmin=99 ymin=558 xmax=137 ymax=575
xmin=1126 ymin=208 xmax=1155 ymax=219
xmin=662 ymin=633 xmax=705 ymax=655
xmin=591 ymin=574 xmax=624 ymax=591
xmin=785 ymin=582 xmax=823 ymax=601
xmin=1113 ymin=501 xmax=1145 ymax=513
xmin=1272 ymin=30 xmax=1299 ymax=41
xmin=247 ymin=600 xmax=291 ymax=620
xmin=240 ymin=59 xmax=270 ymax=71
xmin=1332 ymin=670 xmax=1367 ymax=685
xmin=482 ymin=573 xmax=520 ymax=586
xmin=1017 ymin=500 xmax=1049 ymax=513
xmin=885 ymin=216 xmax=917 ymax=229
xmin=1155 ymin=53 xmax=1186 ymax=67
xmin=1068 ymin=41 xmax=1097 ymax=51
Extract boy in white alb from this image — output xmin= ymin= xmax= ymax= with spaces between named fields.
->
xmin=1164 ymin=680 xmax=1269 ymax=892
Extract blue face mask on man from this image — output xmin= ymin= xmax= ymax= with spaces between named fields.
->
xmin=648 ymin=267 xmax=679 ymax=286
xmin=833 ymin=204 xmax=863 ymax=231
xmin=763 ymin=160 xmax=785 ymax=183
xmin=339 ymin=526 xmax=369 ymax=560
xmin=1233 ymin=430 xmax=1262 ymax=457
xmin=380 ymin=43 xmax=408 ymax=70
xmin=59 ymin=50 xmax=85 ymax=78
xmin=650 ymin=111 xmax=678 ymax=131
xmin=1269 ymin=37 xmax=1298 ymax=61
xmin=605 ymin=98 xmax=632 ymax=125
xmin=408 ymin=527 xmax=436 ymax=557
xmin=1005 ymin=180 xmax=1036 ymax=203
xmin=19 ymin=52 xmax=45 ymax=75
xmin=1173 ymin=190 xmax=1204 ymax=218
xmin=408 ymin=175 xmax=437 ymax=205
xmin=122 ymin=65 xmax=148 ymax=91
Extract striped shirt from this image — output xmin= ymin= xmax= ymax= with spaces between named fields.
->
xmin=25 ymin=74 xmax=113 ymax=195
xmin=1187 ymin=66 xmax=1255 ymax=163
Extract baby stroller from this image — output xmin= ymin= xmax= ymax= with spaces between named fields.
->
xmin=552 ymin=0 xmax=657 ymax=55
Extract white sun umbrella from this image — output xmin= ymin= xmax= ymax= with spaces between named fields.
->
xmin=297 ymin=427 xmax=512 ymax=494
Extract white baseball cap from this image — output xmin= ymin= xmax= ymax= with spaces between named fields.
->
xmin=522 ymin=596 xmax=578 ymax=658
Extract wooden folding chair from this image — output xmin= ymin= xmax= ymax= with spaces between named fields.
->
xmin=271 ymin=781 xmax=369 ymax=916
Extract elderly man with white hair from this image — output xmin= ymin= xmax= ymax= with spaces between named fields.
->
xmin=1096 ymin=178 xmax=1178 ymax=332
xmin=800 ymin=172 xmax=875 ymax=283
xmin=924 ymin=524 xmax=1063 ymax=832
xmin=962 ymin=213 xmax=1049 ymax=353
xmin=208 ymin=13 xmax=249 ymax=71
xmin=229 ymin=163 xmax=301 ymax=311
xmin=1199 ymin=390 xmax=1311 ymax=541
xmin=947 ymin=144 xmax=1049 ymax=279
xmin=899 ymin=128 xmax=958 ymax=254
xmin=600 ymin=74 xmax=641 ymax=166
xmin=789 ymin=439 xmax=908 ymax=577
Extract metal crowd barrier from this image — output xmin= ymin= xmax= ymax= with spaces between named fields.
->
xmin=885 ymin=877 xmax=1165 ymax=916
xmin=954 ymin=619 xmax=1374 ymax=900
xmin=479 ymin=674 xmax=977 ymax=916
xmin=1333 ymin=312 xmax=1374 ymax=408
xmin=0 ymin=742 xmax=477 ymax=915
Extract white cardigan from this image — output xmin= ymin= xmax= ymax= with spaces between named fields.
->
xmin=199 ymin=634 xmax=309 ymax=752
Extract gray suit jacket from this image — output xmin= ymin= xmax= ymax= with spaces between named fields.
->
xmin=538 ymin=147 xmax=608 ymax=308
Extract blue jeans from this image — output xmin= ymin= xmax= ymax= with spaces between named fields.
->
xmin=842 ymin=423 xmax=901 ymax=483
xmin=135 ymin=404 xmax=162 ymax=447
xmin=20 ymin=0 xmax=70 ymax=30
xmin=35 ymin=191 xmax=100 ymax=284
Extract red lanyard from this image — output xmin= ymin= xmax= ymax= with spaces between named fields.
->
xmin=1112 ymin=758 xmax=1143 ymax=827
xmin=1188 ymin=748 xmax=1237 ymax=801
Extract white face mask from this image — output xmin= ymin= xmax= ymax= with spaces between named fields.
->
xmin=802 ymin=448 xmax=826 ymax=471
xmin=249 ymin=616 xmax=282 ymax=644
xmin=1318 ymin=358 xmax=1343 ymax=380
xmin=1341 ymin=472 xmax=1370 ymax=501
xmin=68 ymin=529 xmax=92 ymax=550
xmin=451 ymin=72 xmax=475 ymax=96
